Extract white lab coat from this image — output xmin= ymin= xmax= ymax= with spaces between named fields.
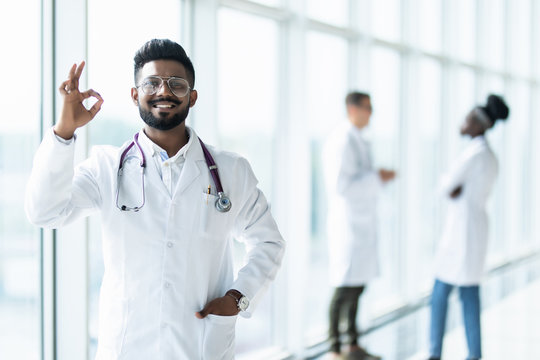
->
xmin=434 ymin=136 xmax=498 ymax=286
xmin=25 ymin=127 xmax=285 ymax=360
xmin=323 ymin=123 xmax=382 ymax=287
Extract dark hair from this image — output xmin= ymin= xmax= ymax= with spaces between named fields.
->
xmin=481 ymin=94 xmax=509 ymax=124
xmin=345 ymin=92 xmax=370 ymax=106
xmin=134 ymin=39 xmax=195 ymax=87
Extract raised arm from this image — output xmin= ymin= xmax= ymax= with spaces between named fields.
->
xmin=25 ymin=62 xmax=104 ymax=228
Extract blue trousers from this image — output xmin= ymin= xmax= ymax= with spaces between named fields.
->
xmin=429 ymin=279 xmax=482 ymax=359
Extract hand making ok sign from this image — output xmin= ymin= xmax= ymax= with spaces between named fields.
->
xmin=54 ymin=61 xmax=104 ymax=140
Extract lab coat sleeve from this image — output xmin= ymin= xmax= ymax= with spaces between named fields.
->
xmin=230 ymin=158 xmax=285 ymax=317
xmin=25 ymin=127 xmax=102 ymax=229
xmin=439 ymin=152 xmax=479 ymax=198
xmin=334 ymin=137 xmax=382 ymax=201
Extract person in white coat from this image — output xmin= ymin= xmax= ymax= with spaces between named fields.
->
xmin=428 ymin=94 xmax=509 ymax=360
xmin=25 ymin=39 xmax=285 ymax=360
xmin=323 ymin=92 xmax=396 ymax=360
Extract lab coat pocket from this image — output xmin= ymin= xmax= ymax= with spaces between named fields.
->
xmin=202 ymin=314 xmax=237 ymax=360
xmin=96 ymin=297 xmax=128 ymax=357
xmin=200 ymin=192 xmax=230 ymax=235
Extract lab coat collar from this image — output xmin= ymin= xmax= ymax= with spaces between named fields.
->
xmin=135 ymin=126 xmax=206 ymax=198
xmin=137 ymin=127 xmax=196 ymax=163
xmin=175 ymin=127 xmax=205 ymax=197
xmin=469 ymin=135 xmax=489 ymax=151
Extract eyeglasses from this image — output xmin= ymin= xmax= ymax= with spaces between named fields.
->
xmin=137 ymin=76 xmax=191 ymax=97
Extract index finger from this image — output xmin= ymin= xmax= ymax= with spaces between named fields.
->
xmin=67 ymin=63 xmax=77 ymax=79
xmin=73 ymin=61 xmax=85 ymax=81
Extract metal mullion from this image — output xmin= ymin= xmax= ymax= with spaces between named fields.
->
xmin=220 ymin=0 xmax=291 ymax=21
xmin=40 ymin=0 xmax=57 ymax=359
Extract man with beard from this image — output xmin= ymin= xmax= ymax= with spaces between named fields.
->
xmin=25 ymin=39 xmax=285 ymax=360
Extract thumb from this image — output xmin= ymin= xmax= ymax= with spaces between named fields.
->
xmin=196 ymin=304 xmax=211 ymax=319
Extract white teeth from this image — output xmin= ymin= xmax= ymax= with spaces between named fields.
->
xmin=155 ymin=104 xmax=174 ymax=108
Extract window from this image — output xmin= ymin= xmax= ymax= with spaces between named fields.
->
xmin=0 ymin=1 xmax=42 ymax=359
xmin=479 ymin=0 xmax=505 ymax=70
xmin=503 ymin=81 xmax=531 ymax=255
xmin=446 ymin=67 xmax=476 ymax=163
xmin=307 ymin=0 xmax=349 ymax=26
xmin=305 ymin=30 xmax=348 ymax=342
xmin=371 ymin=0 xmax=401 ymax=42
xmin=361 ymin=47 xmax=402 ymax=316
xmin=480 ymin=75 xmax=507 ymax=266
xmin=412 ymin=0 xmax=442 ymax=53
xmin=507 ymin=0 xmax=531 ymax=76
xmin=404 ymin=57 xmax=443 ymax=296
xmin=217 ymin=8 xmax=280 ymax=354
xmin=27 ymin=1 xmax=540 ymax=359
xmin=450 ymin=0 xmax=476 ymax=63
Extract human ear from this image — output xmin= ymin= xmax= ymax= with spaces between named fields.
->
xmin=189 ymin=90 xmax=198 ymax=108
xmin=131 ymin=87 xmax=139 ymax=106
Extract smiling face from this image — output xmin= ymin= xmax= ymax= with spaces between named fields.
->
xmin=131 ymin=59 xmax=197 ymax=131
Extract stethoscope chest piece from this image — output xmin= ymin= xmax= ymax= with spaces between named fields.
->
xmin=216 ymin=192 xmax=232 ymax=213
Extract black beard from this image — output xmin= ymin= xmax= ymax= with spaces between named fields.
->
xmin=139 ymin=104 xmax=190 ymax=131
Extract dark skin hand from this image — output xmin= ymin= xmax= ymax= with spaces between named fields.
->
xmin=195 ymin=294 xmax=239 ymax=319
xmin=450 ymin=185 xmax=463 ymax=199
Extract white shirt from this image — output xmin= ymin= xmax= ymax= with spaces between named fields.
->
xmin=138 ymin=129 xmax=192 ymax=196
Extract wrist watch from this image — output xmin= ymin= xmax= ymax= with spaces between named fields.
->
xmin=226 ymin=289 xmax=250 ymax=312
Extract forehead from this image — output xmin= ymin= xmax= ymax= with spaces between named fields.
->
xmin=139 ymin=59 xmax=187 ymax=79
xmin=350 ymin=97 xmax=371 ymax=108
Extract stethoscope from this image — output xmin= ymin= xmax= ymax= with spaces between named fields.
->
xmin=116 ymin=133 xmax=232 ymax=213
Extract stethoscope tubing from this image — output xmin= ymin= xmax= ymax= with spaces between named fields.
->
xmin=116 ymin=133 xmax=231 ymax=213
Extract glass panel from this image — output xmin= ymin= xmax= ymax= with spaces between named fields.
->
xmin=307 ymin=0 xmax=348 ymax=26
xmin=507 ymin=0 xmax=531 ymax=76
xmin=533 ymin=87 xmax=540 ymax=247
xmin=446 ymin=67 xmax=475 ymax=163
xmin=480 ymin=0 xmax=505 ymax=70
xmin=405 ymin=57 xmax=442 ymax=295
xmin=361 ymin=47 xmax=402 ymax=316
xmin=480 ymin=76 xmax=506 ymax=266
xmin=86 ymin=0 xmax=182 ymax=357
xmin=306 ymin=31 xmax=348 ymax=342
xmin=217 ymin=8 xmax=279 ymax=354
xmin=536 ymin=2 xmax=540 ymax=79
xmin=371 ymin=0 xmax=401 ymax=42
xmin=0 ymin=0 xmax=41 ymax=359
xmin=502 ymin=81 xmax=530 ymax=256
xmin=251 ymin=0 xmax=281 ymax=7
xmin=413 ymin=0 xmax=442 ymax=53
xmin=452 ymin=0 xmax=476 ymax=63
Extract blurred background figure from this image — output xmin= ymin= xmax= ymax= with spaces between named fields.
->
xmin=428 ymin=95 xmax=510 ymax=360
xmin=323 ymin=92 xmax=396 ymax=360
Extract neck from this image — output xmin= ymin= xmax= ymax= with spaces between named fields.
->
xmin=143 ymin=123 xmax=189 ymax=157
xmin=349 ymin=118 xmax=367 ymax=130
xmin=472 ymin=132 xmax=486 ymax=139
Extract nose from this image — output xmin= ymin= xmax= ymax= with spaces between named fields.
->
xmin=156 ymin=80 xmax=175 ymax=97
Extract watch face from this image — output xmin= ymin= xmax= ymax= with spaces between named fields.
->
xmin=239 ymin=297 xmax=250 ymax=311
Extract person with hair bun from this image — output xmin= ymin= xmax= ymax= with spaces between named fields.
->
xmin=427 ymin=94 xmax=509 ymax=360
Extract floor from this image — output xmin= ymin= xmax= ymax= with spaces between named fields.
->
xmin=312 ymin=259 xmax=540 ymax=360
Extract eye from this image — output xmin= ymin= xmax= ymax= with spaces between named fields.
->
xmin=169 ymin=79 xmax=188 ymax=92
xmin=143 ymin=78 xmax=161 ymax=87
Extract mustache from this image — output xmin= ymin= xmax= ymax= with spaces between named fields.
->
xmin=149 ymin=97 xmax=181 ymax=105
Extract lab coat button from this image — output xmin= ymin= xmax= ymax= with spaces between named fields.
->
xmin=164 ymin=282 xmax=171 ymax=288
xmin=167 ymin=242 xmax=173 ymax=248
